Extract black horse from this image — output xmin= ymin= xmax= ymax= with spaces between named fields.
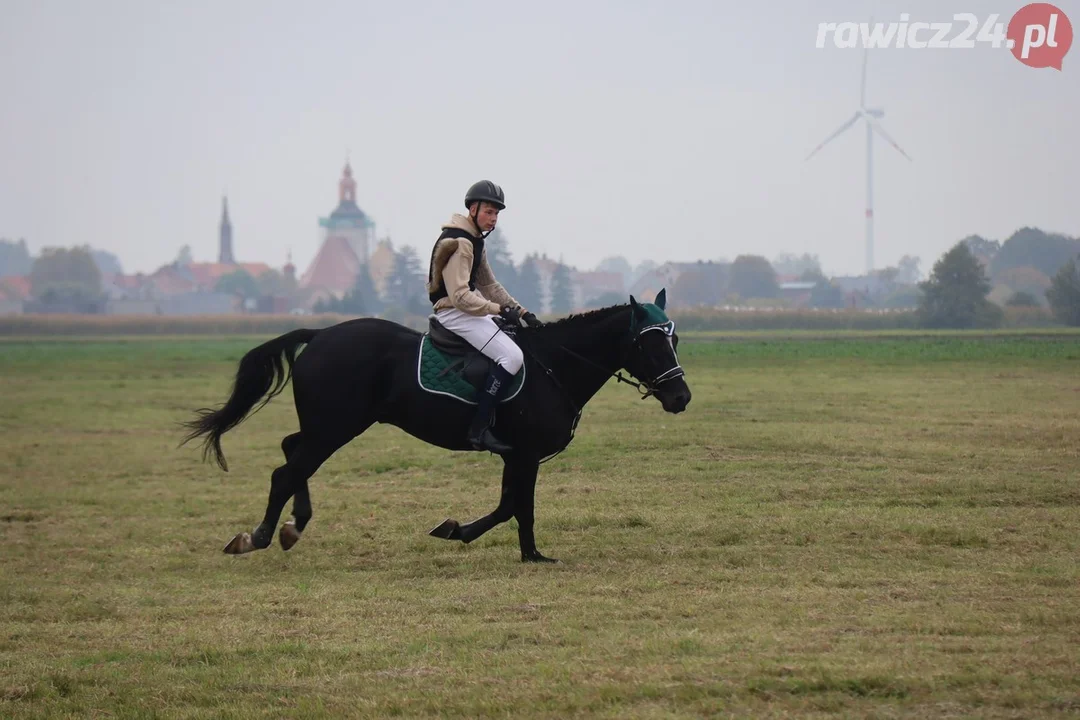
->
xmin=182 ymin=290 xmax=691 ymax=563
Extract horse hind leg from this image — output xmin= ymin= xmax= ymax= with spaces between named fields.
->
xmin=279 ymin=478 xmax=311 ymax=551
xmin=278 ymin=432 xmax=307 ymax=551
xmin=281 ymin=431 xmax=303 ymax=459
xmin=223 ymin=436 xmax=341 ymax=555
xmin=224 ymin=462 xmax=296 ymax=555
xmin=277 ymin=423 xmax=373 ymax=552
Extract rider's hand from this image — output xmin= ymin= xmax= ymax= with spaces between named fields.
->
xmin=521 ymin=311 xmax=543 ymax=328
xmin=499 ymin=304 xmax=523 ymax=325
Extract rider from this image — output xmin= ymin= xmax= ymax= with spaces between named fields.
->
xmin=426 ymin=180 xmax=543 ymax=455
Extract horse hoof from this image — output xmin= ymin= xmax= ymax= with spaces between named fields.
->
xmin=223 ymin=532 xmax=256 ymax=555
xmin=522 ymin=552 xmax=559 ymax=564
xmin=428 ymin=518 xmax=461 ymax=541
xmin=279 ymin=520 xmax=301 ymax=551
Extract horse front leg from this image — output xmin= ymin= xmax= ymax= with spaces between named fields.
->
xmin=429 ymin=459 xmax=515 ymax=544
xmin=512 ymin=459 xmax=557 ymax=563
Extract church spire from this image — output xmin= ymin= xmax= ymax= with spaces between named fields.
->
xmin=339 ymin=161 xmax=356 ymax=205
xmin=219 ymin=196 xmax=235 ymax=265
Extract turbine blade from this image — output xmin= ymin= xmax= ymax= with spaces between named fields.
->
xmin=805 ymin=112 xmax=862 ymax=161
xmin=869 ymin=119 xmax=912 ymax=161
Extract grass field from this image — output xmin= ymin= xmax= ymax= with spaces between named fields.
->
xmin=2 ymin=333 xmax=1079 ymax=718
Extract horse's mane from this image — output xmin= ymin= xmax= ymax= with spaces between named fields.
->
xmin=527 ymin=303 xmax=630 ymax=332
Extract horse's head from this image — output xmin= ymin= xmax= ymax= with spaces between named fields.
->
xmin=623 ymin=289 xmax=691 ymax=414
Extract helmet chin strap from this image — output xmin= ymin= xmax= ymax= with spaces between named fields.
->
xmin=470 ymin=204 xmax=495 ymax=239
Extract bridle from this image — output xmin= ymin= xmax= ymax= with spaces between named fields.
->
xmin=619 ymin=320 xmax=685 ymax=400
xmin=497 ymin=316 xmax=685 ymax=464
xmin=517 ymin=318 xmax=685 ymax=405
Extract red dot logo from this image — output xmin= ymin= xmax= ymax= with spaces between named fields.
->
xmin=1007 ymin=3 xmax=1073 ymax=70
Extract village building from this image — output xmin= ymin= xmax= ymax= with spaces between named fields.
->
xmin=299 ymin=162 xmax=381 ymax=308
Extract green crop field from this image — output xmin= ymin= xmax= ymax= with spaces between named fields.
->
xmin=2 ymin=333 xmax=1079 ymax=718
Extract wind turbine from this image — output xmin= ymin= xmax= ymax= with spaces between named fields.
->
xmin=806 ymin=48 xmax=912 ymax=275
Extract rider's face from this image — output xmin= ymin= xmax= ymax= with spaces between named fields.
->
xmin=474 ymin=203 xmax=500 ymax=231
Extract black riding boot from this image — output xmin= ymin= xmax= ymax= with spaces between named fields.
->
xmin=468 ymin=365 xmax=515 ymax=454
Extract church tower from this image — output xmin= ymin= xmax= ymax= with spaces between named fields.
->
xmin=219 ymin=196 xmax=235 ymax=265
xmin=313 ymin=161 xmax=374 ymax=262
xmin=300 ymin=161 xmax=377 ymax=299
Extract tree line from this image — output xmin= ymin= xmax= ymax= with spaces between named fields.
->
xmin=313 ymin=229 xmax=578 ymax=316
xmin=5 ymin=225 xmax=1080 ymax=326
xmin=919 ymin=238 xmax=1080 ymax=328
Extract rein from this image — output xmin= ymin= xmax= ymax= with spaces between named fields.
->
xmin=524 ymin=320 xmax=684 ymax=401
xmin=508 ymin=317 xmax=685 ymax=464
xmin=546 ymin=341 xmax=676 ymax=401
xmin=511 ymin=333 xmax=583 ymax=464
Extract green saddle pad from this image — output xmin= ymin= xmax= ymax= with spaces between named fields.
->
xmin=417 ymin=335 xmax=525 ymax=405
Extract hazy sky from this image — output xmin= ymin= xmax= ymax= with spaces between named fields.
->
xmin=2 ymin=0 xmax=1077 ymax=278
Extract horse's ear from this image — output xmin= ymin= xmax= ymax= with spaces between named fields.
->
xmin=629 ymin=295 xmax=646 ymax=321
xmin=655 ymin=288 xmax=667 ymax=310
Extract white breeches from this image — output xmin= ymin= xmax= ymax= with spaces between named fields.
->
xmin=434 ymin=308 xmax=524 ymax=374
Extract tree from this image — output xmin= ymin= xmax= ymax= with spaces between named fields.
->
xmin=962 ymin=235 xmax=1001 ymax=268
xmin=772 ymin=253 xmax=822 ymax=277
xmin=874 ymin=266 xmax=901 ymax=298
xmin=881 ymin=286 xmax=922 ymax=308
xmin=991 ymin=227 xmax=1080 ymax=281
xmin=30 ymin=246 xmax=103 ymax=301
xmin=386 ymin=246 xmax=426 ymax=315
xmin=673 ymin=269 xmax=714 ymax=308
xmin=917 ymin=242 xmax=1002 ymax=328
xmin=584 ymin=290 xmax=627 ymax=309
xmin=549 ymin=262 xmax=574 ymax=314
xmin=516 ymin=255 xmax=545 ymax=313
xmin=729 ymin=255 xmax=779 ymax=300
xmin=673 ymin=261 xmax=729 ymax=307
xmin=1005 ymin=291 xmax=1040 ymax=307
xmin=215 ymin=269 xmax=258 ymax=298
xmin=809 ymin=281 xmax=845 ymax=309
xmin=1 ymin=238 xmax=33 ymax=277
xmin=350 ymin=263 xmax=382 ymax=315
xmin=596 ymin=256 xmax=633 ymax=289
xmin=596 ymin=256 xmax=632 ymax=276
xmin=91 ymin=249 xmax=123 ymax=276
xmin=896 ymin=255 xmax=922 ymax=284
xmin=996 ymin=266 xmax=1051 ymax=304
xmin=1046 ymin=257 xmax=1080 ymax=326
xmin=314 ymin=267 xmax=380 ymax=316
xmin=256 ymin=269 xmax=292 ymax=297
xmin=484 ymin=228 xmax=518 ymax=291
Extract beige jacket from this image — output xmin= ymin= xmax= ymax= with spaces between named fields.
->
xmin=426 ymin=214 xmax=523 ymax=316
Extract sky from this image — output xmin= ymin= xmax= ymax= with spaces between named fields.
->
xmin=1 ymin=0 xmax=1077 ymax=279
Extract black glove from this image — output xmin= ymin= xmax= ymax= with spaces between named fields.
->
xmin=521 ymin=311 xmax=543 ymax=328
xmin=499 ymin=305 xmax=523 ymax=325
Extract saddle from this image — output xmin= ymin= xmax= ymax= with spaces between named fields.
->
xmin=417 ymin=316 xmax=525 ymax=403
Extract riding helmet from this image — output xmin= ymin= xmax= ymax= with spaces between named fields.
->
xmin=465 ymin=180 xmax=505 ymax=210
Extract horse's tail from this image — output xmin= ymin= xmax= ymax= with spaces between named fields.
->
xmin=180 ymin=328 xmax=319 ymax=471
